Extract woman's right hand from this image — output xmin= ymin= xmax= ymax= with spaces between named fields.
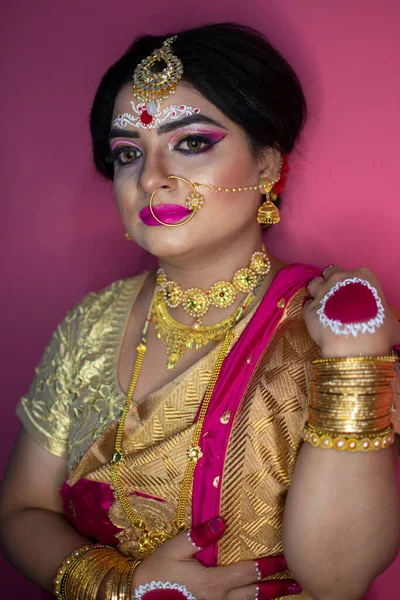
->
xmin=131 ymin=517 xmax=302 ymax=599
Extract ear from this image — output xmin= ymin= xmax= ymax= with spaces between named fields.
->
xmin=257 ymin=148 xmax=282 ymax=193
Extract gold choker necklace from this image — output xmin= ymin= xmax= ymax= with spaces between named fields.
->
xmin=156 ymin=248 xmax=270 ymax=323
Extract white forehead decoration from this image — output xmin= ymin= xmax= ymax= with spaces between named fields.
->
xmin=113 ymin=101 xmax=201 ymax=130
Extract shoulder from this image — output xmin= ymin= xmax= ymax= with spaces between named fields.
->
xmin=63 ymin=272 xmax=147 ymax=329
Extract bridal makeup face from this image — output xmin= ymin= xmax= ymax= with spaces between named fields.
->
xmin=109 ymin=81 xmax=271 ymax=259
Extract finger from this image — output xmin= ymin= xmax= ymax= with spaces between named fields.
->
xmin=321 ymin=264 xmax=343 ymax=279
xmin=214 ymin=554 xmax=287 ymax=591
xmin=228 ymin=579 xmax=302 ymax=600
xmin=189 ymin=517 xmax=226 ymax=551
xmin=306 ymin=276 xmax=325 ymax=298
xmin=166 ymin=517 xmax=226 ymax=559
xmin=255 ymin=554 xmax=288 ymax=578
xmin=303 ymin=295 xmax=314 ymax=309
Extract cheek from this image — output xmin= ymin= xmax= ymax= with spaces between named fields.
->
xmin=203 ymin=190 xmax=261 ymax=223
xmin=113 ymin=172 xmax=137 ymax=209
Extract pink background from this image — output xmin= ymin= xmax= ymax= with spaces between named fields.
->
xmin=1 ymin=0 xmax=399 ymax=598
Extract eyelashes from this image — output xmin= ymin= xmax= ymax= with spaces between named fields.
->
xmin=107 ymin=131 xmax=227 ymax=167
xmin=106 ymin=140 xmax=142 ymax=166
xmin=168 ymin=131 xmax=227 ymax=154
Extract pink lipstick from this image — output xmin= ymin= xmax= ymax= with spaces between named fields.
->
xmin=140 ymin=204 xmax=192 ymax=226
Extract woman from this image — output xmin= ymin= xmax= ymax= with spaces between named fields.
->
xmin=1 ymin=23 xmax=399 ymax=600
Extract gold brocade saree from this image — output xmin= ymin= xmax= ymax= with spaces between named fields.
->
xmin=17 ymin=265 xmax=400 ymax=600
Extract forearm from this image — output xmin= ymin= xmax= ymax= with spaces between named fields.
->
xmin=282 ymin=444 xmax=400 ymax=600
xmin=0 ymin=506 xmax=89 ymax=593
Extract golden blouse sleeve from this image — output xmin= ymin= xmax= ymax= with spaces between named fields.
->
xmin=16 ymin=308 xmax=79 ymax=459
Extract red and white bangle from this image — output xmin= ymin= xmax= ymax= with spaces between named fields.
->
xmin=131 ymin=581 xmax=196 ymax=599
xmin=317 ymin=277 xmax=385 ymax=337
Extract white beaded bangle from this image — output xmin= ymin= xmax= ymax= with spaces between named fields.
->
xmin=132 ymin=581 xmax=196 ymax=599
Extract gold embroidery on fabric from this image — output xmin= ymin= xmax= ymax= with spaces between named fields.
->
xmin=17 ymin=276 xmax=146 ymax=469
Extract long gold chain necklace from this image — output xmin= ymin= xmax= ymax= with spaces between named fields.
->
xmin=110 ymin=285 xmax=260 ymax=559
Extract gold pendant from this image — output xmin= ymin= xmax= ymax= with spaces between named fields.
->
xmin=152 ymin=291 xmax=246 ymax=369
xmin=138 ymin=529 xmax=171 ymax=557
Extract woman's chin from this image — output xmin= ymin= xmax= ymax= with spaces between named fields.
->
xmin=131 ymin=229 xmax=198 ymax=260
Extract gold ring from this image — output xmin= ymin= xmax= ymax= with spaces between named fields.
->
xmin=148 ymin=175 xmax=199 ymax=228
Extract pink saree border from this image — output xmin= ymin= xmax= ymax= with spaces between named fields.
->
xmin=191 ymin=263 xmax=320 ymax=566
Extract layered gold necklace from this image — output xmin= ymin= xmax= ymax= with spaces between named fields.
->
xmin=110 ymin=248 xmax=269 ymax=558
xmin=154 ymin=248 xmax=271 ymax=369
xmin=111 ymin=289 xmax=258 ymax=558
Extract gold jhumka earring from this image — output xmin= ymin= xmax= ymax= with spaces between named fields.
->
xmin=257 ymin=177 xmax=281 ymax=226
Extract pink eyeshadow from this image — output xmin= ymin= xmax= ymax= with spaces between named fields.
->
xmin=168 ymin=129 xmax=226 ymax=147
xmin=110 ymin=139 xmax=141 ymax=152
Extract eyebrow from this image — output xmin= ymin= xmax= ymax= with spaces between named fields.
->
xmin=109 ymin=129 xmax=139 ymax=140
xmin=108 ymin=114 xmax=226 ymax=141
xmin=157 ymin=114 xmax=226 ymax=134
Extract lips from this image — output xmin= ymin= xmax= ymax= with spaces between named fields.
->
xmin=139 ymin=204 xmax=192 ymax=226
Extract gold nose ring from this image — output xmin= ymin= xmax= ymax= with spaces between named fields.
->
xmin=148 ymin=175 xmax=203 ymax=227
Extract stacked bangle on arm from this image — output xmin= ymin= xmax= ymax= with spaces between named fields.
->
xmin=303 ymin=356 xmax=397 ymax=452
xmin=53 ymin=544 xmax=142 ymax=600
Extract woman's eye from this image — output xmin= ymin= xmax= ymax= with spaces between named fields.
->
xmin=183 ymin=138 xmax=204 ymax=151
xmin=112 ymin=146 xmax=142 ymax=165
xmin=175 ymin=136 xmax=211 ymax=154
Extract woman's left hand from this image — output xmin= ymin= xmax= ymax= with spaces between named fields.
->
xmin=303 ymin=265 xmax=400 ymax=358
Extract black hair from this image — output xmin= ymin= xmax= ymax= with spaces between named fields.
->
xmin=90 ymin=22 xmax=306 ymax=181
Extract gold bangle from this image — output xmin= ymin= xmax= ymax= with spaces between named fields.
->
xmin=127 ymin=559 xmax=142 ymax=595
xmin=303 ymin=424 xmax=395 ymax=452
xmin=309 ymin=417 xmax=390 ymax=428
xmin=104 ymin=555 xmax=141 ymax=600
xmin=105 ymin=558 xmax=142 ymax=600
xmin=309 ymin=359 xmax=395 ymax=433
xmin=109 ymin=559 xmax=126 ymax=600
xmin=308 ymin=407 xmax=391 ymax=431
xmin=313 ymin=379 xmax=394 ymax=389
xmin=119 ymin=559 xmax=137 ymax=599
xmin=310 ymin=398 xmax=391 ymax=411
xmin=313 ymin=356 xmax=397 ymax=365
xmin=84 ymin=555 xmax=120 ymax=600
xmin=309 ymin=400 xmax=392 ymax=415
xmin=54 ymin=545 xmax=94 ymax=599
xmin=68 ymin=551 xmax=112 ymax=600
xmin=61 ymin=545 xmax=119 ymax=600
xmin=310 ymin=397 xmax=392 ymax=412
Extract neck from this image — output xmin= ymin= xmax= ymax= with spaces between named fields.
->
xmin=158 ymin=230 xmax=265 ymax=290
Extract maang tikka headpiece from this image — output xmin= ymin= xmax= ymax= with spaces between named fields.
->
xmin=113 ymin=36 xmax=201 ymax=130
xmin=133 ymin=36 xmax=183 ymax=108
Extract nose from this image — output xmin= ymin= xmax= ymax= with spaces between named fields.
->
xmin=138 ymin=152 xmax=172 ymax=196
